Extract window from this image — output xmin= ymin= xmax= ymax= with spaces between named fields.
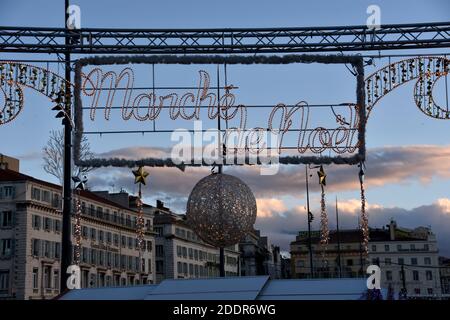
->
xmin=426 ymin=271 xmax=433 ymax=280
xmin=111 ymin=253 xmax=117 ymax=268
xmin=156 ymin=245 xmax=164 ymax=258
xmin=182 ymin=247 xmax=187 ymax=258
xmin=113 ymin=234 xmax=119 ymax=246
xmin=424 ymin=244 xmax=429 ymax=251
xmin=55 ymin=242 xmax=61 ymax=259
xmin=2 ymin=186 xmax=15 ymax=199
xmin=32 ymin=239 xmax=41 ymax=256
xmin=414 ymin=288 xmax=420 ymax=295
xmin=0 ymin=211 xmax=12 ymax=228
xmin=52 ymin=193 xmax=61 ymax=208
xmin=32 ymin=215 xmax=41 ymax=230
xmin=54 ymin=219 xmax=61 ymax=233
xmin=386 ymin=271 xmax=392 ymax=281
xmin=82 ymin=226 xmax=88 ymax=238
xmin=32 ymin=268 xmax=39 ymax=290
xmin=43 ymin=266 xmax=52 ymax=289
xmin=410 ymin=244 xmax=415 ymax=250
xmin=411 ymin=258 xmax=418 ymax=265
xmin=99 ymin=251 xmax=104 ymax=266
xmin=413 ymin=270 xmax=419 ymax=281
xmin=99 ymin=231 xmax=104 ymax=243
xmin=147 ymin=241 xmax=152 ymax=252
xmin=194 ymin=249 xmax=198 ymax=260
xmin=398 ymin=258 xmax=404 ymax=265
xmin=156 ymin=261 xmax=163 ymax=273
xmin=44 ymin=217 xmax=52 ymax=231
xmin=91 ymin=228 xmax=97 ymax=241
xmin=154 ymin=227 xmax=163 ymax=236
xmin=82 ymin=247 xmax=88 ymax=263
xmin=91 ymin=249 xmax=97 ymax=265
xmin=424 ymin=257 xmax=431 ymax=265
xmin=384 ymin=244 xmax=390 ymax=252
xmin=97 ymin=207 xmax=103 ymax=219
xmin=31 ymin=187 xmax=41 ymax=201
xmin=183 ymin=263 xmax=188 ymax=275
xmin=346 ymin=259 xmax=353 ymax=266
xmin=148 ymin=259 xmax=152 ymax=273
xmin=296 ymin=260 xmax=305 ymax=267
xmin=399 ymin=271 xmax=404 ymax=281
xmin=128 ymin=237 xmax=133 ymax=249
xmin=106 ymin=232 xmax=112 ymax=244
xmin=0 ymin=271 xmax=9 ymax=291
xmin=188 ymin=248 xmax=193 ymax=259
xmin=53 ymin=270 xmax=59 ymax=290
xmin=189 ymin=263 xmax=193 ymax=276
xmin=385 ymin=258 xmax=391 ymax=265
xmin=0 ymin=239 xmax=12 ymax=257
xmin=371 ymin=245 xmax=377 ymax=252
xmin=177 ymin=262 xmax=182 ymax=274
xmin=41 ymin=190 xmax=50 ymax=203
xmin=427 ymin=288 xmax=433 ymax=295
xmin=121 ymin=236 xmax=126 ymax=247
xmin=397 ymin=244 xmax=402 ymax=251
xmin=44 ymin=241 xmax=51 ymax=258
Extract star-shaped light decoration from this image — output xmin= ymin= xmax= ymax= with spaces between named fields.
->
xmin=317 ymin=165 xmax=326 ymax=186
xmin=132 ymin=166 xmax=149 ymax=185
xmin=72 ymin=174 xmax=88 ymax=190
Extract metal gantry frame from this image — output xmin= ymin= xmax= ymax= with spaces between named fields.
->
xmin=1 ymin=20 xmax=450 ymax=293
xmin=0 ymin=22 xmax=450 ymax=54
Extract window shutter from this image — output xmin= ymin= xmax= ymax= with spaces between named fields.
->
xmin=0 ymin=187 xmax=3 ymax=199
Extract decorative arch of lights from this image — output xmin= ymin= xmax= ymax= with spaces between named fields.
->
xmin=1 ymin=22 xmax=450 ymax=256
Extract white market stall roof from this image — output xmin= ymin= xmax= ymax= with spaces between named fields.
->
xmin=60 ymin=277 xmax=376 ymax=300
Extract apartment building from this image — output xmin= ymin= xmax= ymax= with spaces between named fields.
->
xmin=0 ymin=168 xmax=155 ymax=300
xmin=290 ymin=220 xmax=442 ymax=298
xmin=369 ymin=220 xmax=441 ymax=298
xmin=152 ymin=202 xmax=240 ymax=283
xmin=239 ymin=229 xmax=282 ymax=279
xmin=290 ymin=229 xmax=368 ymax=279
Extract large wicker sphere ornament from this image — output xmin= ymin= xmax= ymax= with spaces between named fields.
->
xmin=186 ymin=173 xmax=257 ymax=247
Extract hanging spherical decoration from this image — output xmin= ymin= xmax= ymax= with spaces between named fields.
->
xmin=186 ymin=173 xmax=257 ymax=248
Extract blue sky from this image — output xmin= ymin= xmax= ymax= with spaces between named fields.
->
xmin=1 ymin=0 xmax=450 ymax=252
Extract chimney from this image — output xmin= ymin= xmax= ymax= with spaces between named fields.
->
xmin=389 ymin=219 xmax=397 ymax=241
xmin=156 ymin=200 xmax=164 ymax=209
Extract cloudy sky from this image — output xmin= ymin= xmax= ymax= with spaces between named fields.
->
xmin=1 ymin=0 xmax=449 ymax=255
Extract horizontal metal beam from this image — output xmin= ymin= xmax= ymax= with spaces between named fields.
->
xmin=0 ymin=22 xmax=450 ymax=54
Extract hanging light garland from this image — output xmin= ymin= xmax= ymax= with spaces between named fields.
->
xmin=365 ymin=56 xmax=450 ymax=120
xmin=132 ymin=166 xmax=149 ymax=254
xmin=317 ymin=165 xmax=329 ymax=258
xmin=358 ymin=162 xmax=369 ymax=254
xmin=72 ymin=174 xmax=87 ymax=265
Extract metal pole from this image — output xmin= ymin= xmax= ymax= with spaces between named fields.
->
xmin=305 ymin=165 xmax=314 ymax=278
xmin=335 ymin=196 xmax=342 ymax=278
xmin=60 ymin=0 xmax=72 ymax=292
xmin=216 ymin=65 xmax=225 ymax=278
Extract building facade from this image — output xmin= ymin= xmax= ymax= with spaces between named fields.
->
xmin=290 ymin=220 xmax=442 ymax=298
xmin=0 ymin=168 xmax=155 ymax=300
xmin=439 ymin=257 xmax=450 ymax=295
xmin=152 ymin=203 xmax=240 ymax=283
xmin=290 ymin=229 xmax=368 ymax=279
xmin=369 ymin=220 xmax=441 ymax=298
xmin=239 ymin=229 xmax=282 ymax=279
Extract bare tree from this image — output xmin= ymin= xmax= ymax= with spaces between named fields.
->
xmin=43 ymin=130 xmax=94 ymax=185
